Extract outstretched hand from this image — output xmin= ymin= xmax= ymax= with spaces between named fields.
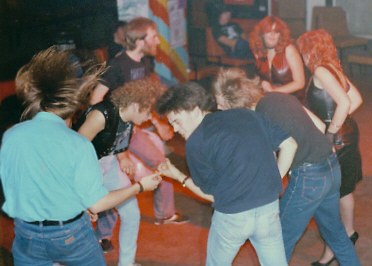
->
xmin=158 ymin=159 xmax=183 ymax=183
xmin=140 ymin=172 xmax=163 ymax=191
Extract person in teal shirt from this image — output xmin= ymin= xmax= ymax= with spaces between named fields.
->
xmin=0 ymin=47 xmax=162 ymax=266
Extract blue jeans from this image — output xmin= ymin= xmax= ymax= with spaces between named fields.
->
xmin=99 ymin=155 xmax=140 ymax=266
xmin=13 ymin=213 xmax=106 ymax=266
xmin=280 ymin=153 xmax=360 ymax=265
xmin=228 ymin=39 xmax=254 ymax=59
xmin=95 ymin=209 xmax=118 ymax=240
xmin=207 ymin=200 xmax=287 ymax=266
xmin=96 ymin=129 xmax=176 ymax=241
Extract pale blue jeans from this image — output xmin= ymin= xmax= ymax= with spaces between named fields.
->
xmin=99 ymin=155 xmax=140 ymax=266
xmin=206 ymin=200 xmax=287 ymax=266
xmin=96 ymin=129 xmax=175 ymax=242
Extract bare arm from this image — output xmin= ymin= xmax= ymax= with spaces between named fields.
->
xmin=345 ymin=78 xmax=363 ymax=114
xmin=159 ymin=159 xmax=214 ymax=202
xmin=78 ymin=110 xmax=106 ymax=141
xmin=303 ymin=106 xmax=326 ymax=133
xmin=314 ymin=67 xmax=351 ymax=134
xmin=90 ymin=83 xmax=109 ymax=105
xmin=276 ymin=136 xmax=297 ymax=178
xmin=271 ymin=45 xmax=305 ymax=94
xmin=89 ymin=172 xmax=162 ymax=213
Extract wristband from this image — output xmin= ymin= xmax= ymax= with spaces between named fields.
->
xmin=181 ymin=176 xmax=190 ymax=187
xmin=137 ymin=182 xmax=144 ymax=193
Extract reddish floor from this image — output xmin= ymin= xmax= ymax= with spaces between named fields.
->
xmin=1 ymin=70 xmax=372 ymax=266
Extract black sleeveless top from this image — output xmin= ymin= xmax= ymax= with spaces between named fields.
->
xmin=87 ymin=100 xmax=134 ymax=159
xmin=306 ymin=65 xmax=349 ymax=125
xmin=306 ymin=66 xmax=357 ymax=148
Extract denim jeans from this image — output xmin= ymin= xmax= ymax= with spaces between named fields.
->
xmin=280 ymin=153 xmax=360 ymax=265
xmin=99 ymin=155 xmax=140 ymax=266
xmin=129 ymin=128 xmax=176 ymax=219
xmin=95 ymin=209 xmax=118 ymax=240
xmin=96 ymin=129 xmax=176 ymax=240
xmin=206 ymin=200 xmax=287 ymax=266
xmin=228 ymin=39 xmax=254 ymax=59
xmin=13 ymin=212 xmax=106 ymax=266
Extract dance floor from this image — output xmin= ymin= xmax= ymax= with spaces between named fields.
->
xmin=1 ymin=69 xmax=372 ymax=266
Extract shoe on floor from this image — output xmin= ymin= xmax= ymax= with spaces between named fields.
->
xmin=154 ymin=212 xmax=189 ymax=225
xmin=99 ymin=239 xmax=114 ymax=253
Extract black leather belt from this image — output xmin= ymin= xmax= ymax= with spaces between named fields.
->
xmin=26 ymin=212 xmax=84 ymax=226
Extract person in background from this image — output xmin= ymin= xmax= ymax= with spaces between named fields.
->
xmin=0 ymin=47 xmax=162 ymax=266
xmin=108 ymin=20 xmax=128 ymax=60
xmin=156 ymin=81 xmax=297 ymax=266
xmin=212 ymin=67 xmax=361 ymax=265
xmin=212 ymin=6 xmax=254 ymax=59
xmin=89 ymin=16 xmax=188 ymax=252
xmin=297 ymin=29 xmax=363 ymax=266
xmin=79 ymin=77 xmax=165 ymax=266
xmin=249 ymin=16 xmax=305 ymax=100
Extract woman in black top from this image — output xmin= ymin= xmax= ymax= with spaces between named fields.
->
xmin=297 ymin=29 xmax=363 ymax=266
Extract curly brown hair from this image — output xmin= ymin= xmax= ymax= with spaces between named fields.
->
xmin=212 ymin=67 xmax=264 ymax=109
xmin=110 ymin=76 xmax=166 ymax=112
xmin=16 ymin=46 xmax=102 ymax=121
xmin=249 ymin=16 xmax=293 ymax=59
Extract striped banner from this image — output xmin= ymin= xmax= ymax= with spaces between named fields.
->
xmin=149 ymin=0 xmax=189 ymax=83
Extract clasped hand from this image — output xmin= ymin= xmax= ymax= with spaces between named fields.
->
xmin=139 ymin=171 xmax=163 ymax=191
xmin=158 ymin=159 xmax=183 ymax=182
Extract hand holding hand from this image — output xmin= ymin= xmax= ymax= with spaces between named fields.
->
xmin=139 ymin=172 xmax=162 ymax=191
xmin=158 ymin=159 xmax=184 ymax=182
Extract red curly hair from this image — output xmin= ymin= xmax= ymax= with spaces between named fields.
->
xmin=296 ymin=29 xmax=342 ymax=74
xmin=296 ymin=29 xmax=347 ymax=89
xmin=249 ymin=16 xmax=293 ymax=59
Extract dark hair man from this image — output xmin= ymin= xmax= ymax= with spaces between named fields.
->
xmin=212 ymin=6 xmax=254 ymax=59
xmin=156 ymin=81 xmax=297 ymax=265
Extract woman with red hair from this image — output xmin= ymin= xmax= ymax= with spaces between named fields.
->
xmin=249 ymin=16 xmax=305 ymax=98
xmin=297 ymin=29 xmax=363 ymax=266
